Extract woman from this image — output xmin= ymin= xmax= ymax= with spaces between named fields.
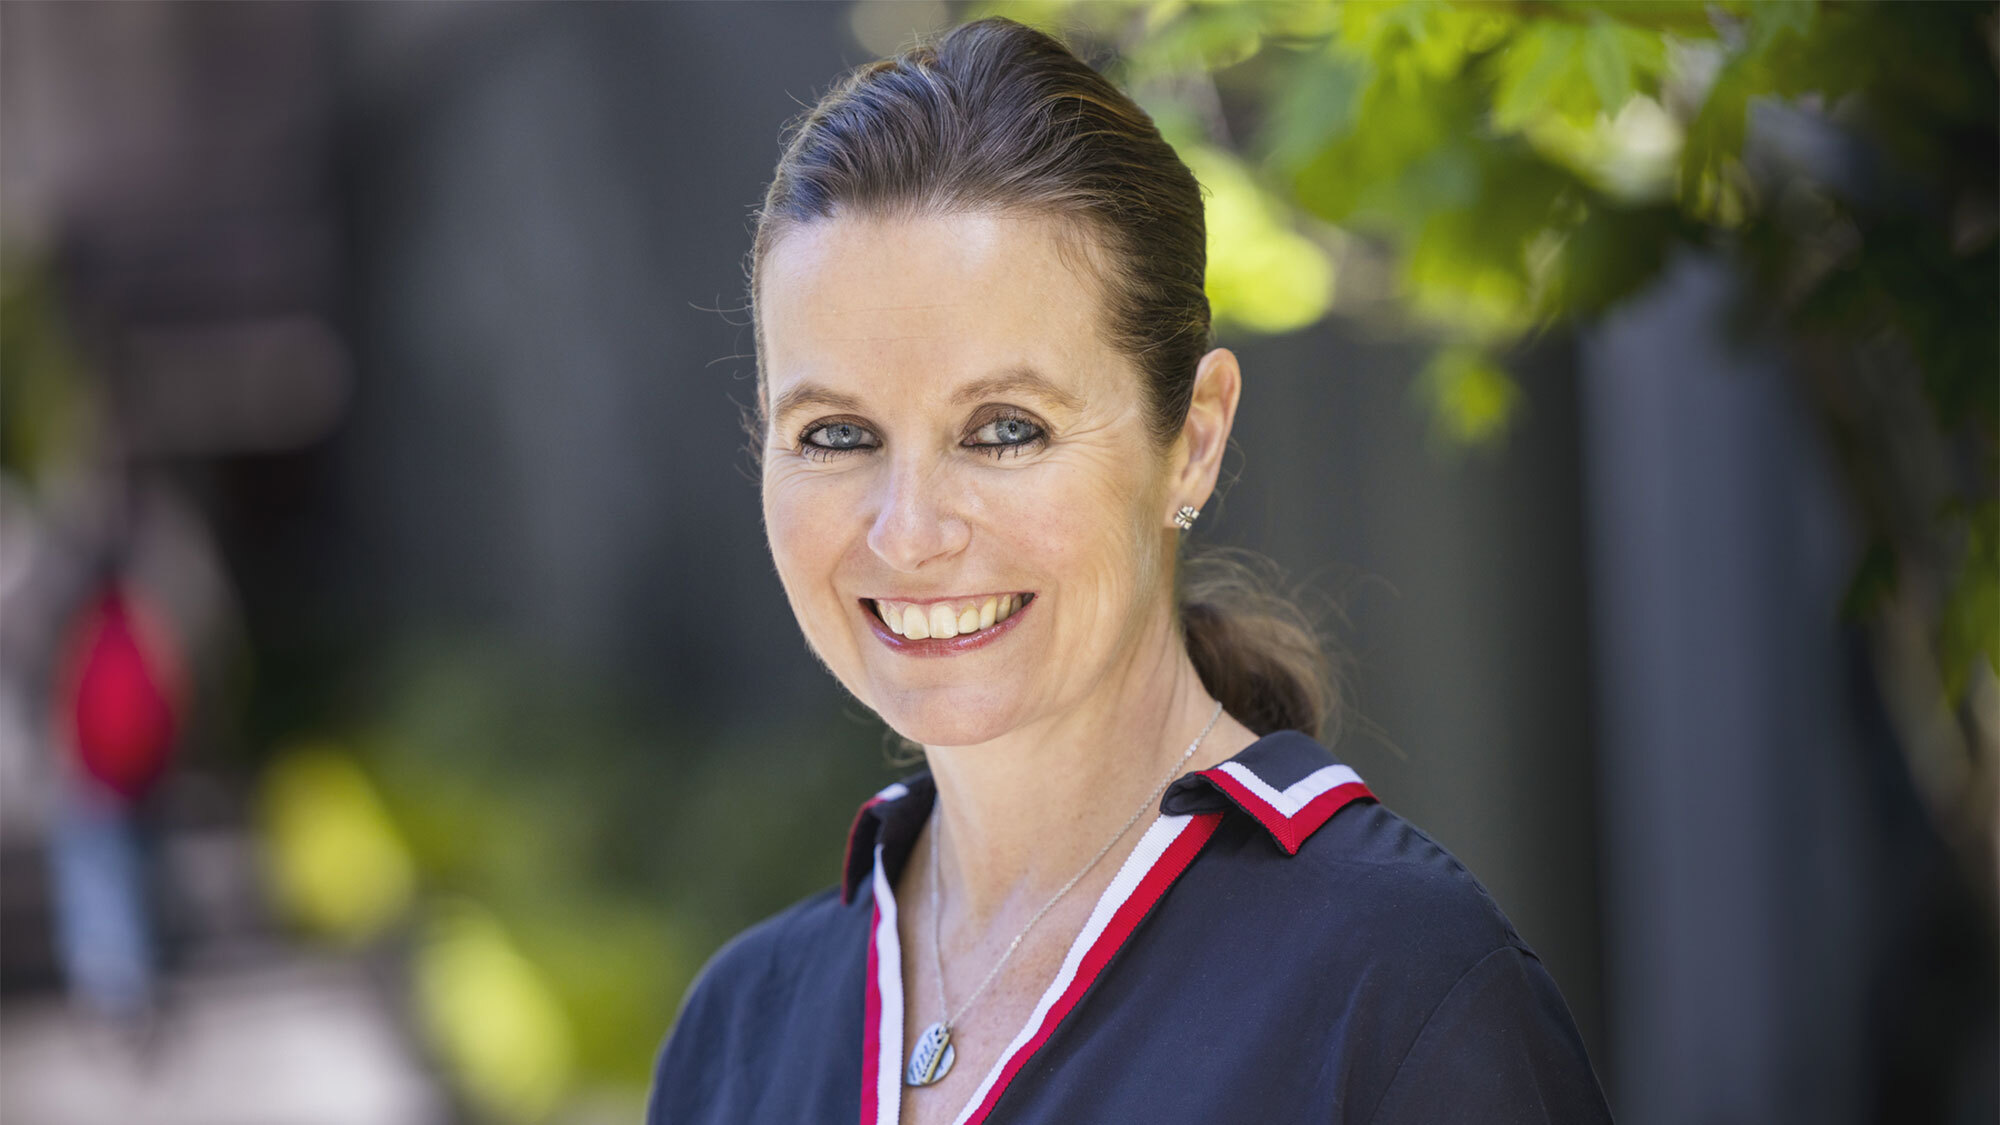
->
xmin=650 ymin=18 xmax=1612 ymax=1125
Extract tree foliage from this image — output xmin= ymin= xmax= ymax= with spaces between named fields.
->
xmin=966 ymin=0 xmax=1998 ymax=867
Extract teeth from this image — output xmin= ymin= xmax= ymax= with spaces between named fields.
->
xmin=929 ymin=604 xmax=957 ymax=638
xmin=872 ymin=595 xmax=1028 ymax=639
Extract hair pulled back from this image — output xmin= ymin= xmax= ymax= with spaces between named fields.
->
xmin=751 ymin=17 xmax=1336 ymax=738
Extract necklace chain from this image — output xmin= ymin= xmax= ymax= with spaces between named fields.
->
xmin=925 ymin=701 xmax=1224 ymax=1035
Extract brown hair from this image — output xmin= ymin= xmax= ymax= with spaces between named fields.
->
xmin=751 ymin=17 xmax=1336 ymax=738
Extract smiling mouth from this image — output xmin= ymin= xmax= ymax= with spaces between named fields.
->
xmin=867 ymin=593 xmax=1035 ymax=640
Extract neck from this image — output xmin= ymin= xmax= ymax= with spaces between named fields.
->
xmin=920 ymin=614 xmax=1255 ymax=926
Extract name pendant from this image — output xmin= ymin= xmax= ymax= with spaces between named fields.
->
xmin=905 ymin=1021 xmax=956 ymax=1086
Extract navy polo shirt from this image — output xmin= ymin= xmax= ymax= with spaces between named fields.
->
xmin=648 ymin=731 xmax=1614 ymax=1124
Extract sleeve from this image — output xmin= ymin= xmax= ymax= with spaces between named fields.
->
xmin=645 ymin=930 xmax=772 ymax=1125
xmin=645 ymin=961 xmax=727 ymax=1125
xmin=1363 ymin=946 xmax=1615 ymax=1125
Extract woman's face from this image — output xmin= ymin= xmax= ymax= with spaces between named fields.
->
xmin=757 ymin=212 xmax=1185 ymax=747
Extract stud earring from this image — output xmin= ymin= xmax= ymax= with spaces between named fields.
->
xmin=1173 ymin=505 xmax=1200 ymax=531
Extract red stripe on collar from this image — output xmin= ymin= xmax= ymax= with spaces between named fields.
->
xmin=856 ymin=810 xmax=1223 ymax=1125
xmin=957 ymin=811 xmax=1223 ymax=1123
xmin=1196 ymin=761 xmax=1374 ymax=855
xmin=860 ymin=897 xmax=887 ymax=1124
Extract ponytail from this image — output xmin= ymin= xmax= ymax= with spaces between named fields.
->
xmin=1178 ymin=550 xmax=1339 ymax=740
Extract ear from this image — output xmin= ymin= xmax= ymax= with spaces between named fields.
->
xmin=1168 ymin=347 xmax=1242 ymax=525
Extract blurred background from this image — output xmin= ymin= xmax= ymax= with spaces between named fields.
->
xmin=0 ymin=2 xmax=1993 ymax=1122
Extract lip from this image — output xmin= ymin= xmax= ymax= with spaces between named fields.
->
xmin=862 ymin=594 xmax=1035 ymax=657
xmin=865 ymin=592 xmax=1024 ymax=607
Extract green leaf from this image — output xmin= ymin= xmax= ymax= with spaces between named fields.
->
xmin=1492 ymin=13 xmax=1670 ymax=133
xmin=1492 ymin=22 xmax=1590 ymax=131
xmin=1942 ymin=502 xmax=2000 ymax=702
xmin=1677 ymin=55 xmax=1752 ymax=217
xmin=1416 ymin=344 xmax=1521 ymax=447
xmin=1543 ymin=202 xmax=1684 ymax=318
xmin=1291 ymin=60 xmax=1485 ymax=227
xmin=1582 ymin=18 xmax=1636 ymax=112
xmin=1124 ymin=1 xmax=1267 ymax=75
xmin=1399 ymin=150 xmax=1575 ymax=336
xmin=1747 ymin=0 xmax=1815 ymax=55
xmin=1184 ymin=144 xmax=1337 ymax=333
xmin=1258 ymin=49 xmax=1372 ymax=175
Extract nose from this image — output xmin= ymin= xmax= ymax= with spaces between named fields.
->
xmin=866 ymin=454 xmax=971 ymax=572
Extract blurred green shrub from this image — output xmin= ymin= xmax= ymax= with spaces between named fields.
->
xmin=961 ymin=0 xmax=1996 ymax=874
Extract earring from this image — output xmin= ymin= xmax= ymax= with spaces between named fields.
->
xmin=1173 ymin=505 xmax=1200 ymax=531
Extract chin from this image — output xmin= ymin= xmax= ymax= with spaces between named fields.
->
xmin=873 ymin=689 xmax=1023 ymax=749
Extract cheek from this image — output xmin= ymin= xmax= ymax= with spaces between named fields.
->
xmin=1001 ymin=449 xmax=1166 ymax=601
xmin=762 ymin=469 xmax=849 ymax=613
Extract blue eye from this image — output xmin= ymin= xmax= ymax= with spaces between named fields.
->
xmin=800 ymin=419 xmax=877 ymax=460
xmin=968 ymin=413 xmax=1046 ymax=456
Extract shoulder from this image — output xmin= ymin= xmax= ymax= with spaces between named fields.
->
xmin=1295 ymin=797 xmax=1533 ymax=966
xmin=676 ymin=884 xmax=854 ymax=1021
xmin=1190 ymin=773 xmax=1558 ymax=998
xmin=1276 ymin=804 xmax=1610 ymax=1122
xmin=1180 ymin=733 xmax=1533 ymax=982
xmin=1151 ymin=767 xmax=1610 ymax=1121
xmin=1345 ymin=938 xmax=1612 ymax=1124
xmin=646 ymin=885 xmax=859 ymax=1122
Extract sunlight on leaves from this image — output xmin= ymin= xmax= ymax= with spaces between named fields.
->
xmin=1183 ymin=143 xmax=1336 ymax=334
xmin=1416 ymin=344 xmax=1520 ymax=448
xmin=417 ymin=898 xmax=576 ymax=1124
xmin=1523 ymin=95 xmax=1685 ymax=203
xmin=257 ymin=742 xmax=416 ymax=945
xmin=1942 ymin=502 xmax=2000 ymax=702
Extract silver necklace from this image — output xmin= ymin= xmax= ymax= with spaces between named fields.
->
xmin=904 ymin=701 xmax=1225 ymax=1087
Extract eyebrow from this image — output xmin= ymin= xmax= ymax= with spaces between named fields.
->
xmin=951 ymin=367 xmax=1085 ymax=412
xmin=768 ymin=366 xmax=1085 ymax=428
xmin=768 ymin=383 xmax=865 ymax=427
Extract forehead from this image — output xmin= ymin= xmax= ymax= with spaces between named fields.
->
xmin=757 ymin=211 xmax=1124 ymax=408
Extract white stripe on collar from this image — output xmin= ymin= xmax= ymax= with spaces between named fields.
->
xmin=950 ymin=811 xmax=1208 ymax=1125
xmin=1214 ymin=761 xmax=1363 ymax=818
xmin=868 ymin=847 xmax=904 ymax=1125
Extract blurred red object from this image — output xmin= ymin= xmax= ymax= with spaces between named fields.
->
xmin=57 ymin=583 xmax=184 ymax=801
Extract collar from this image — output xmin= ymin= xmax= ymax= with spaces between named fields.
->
xmin=840 ymin=730 xmax=1374 ymax=904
